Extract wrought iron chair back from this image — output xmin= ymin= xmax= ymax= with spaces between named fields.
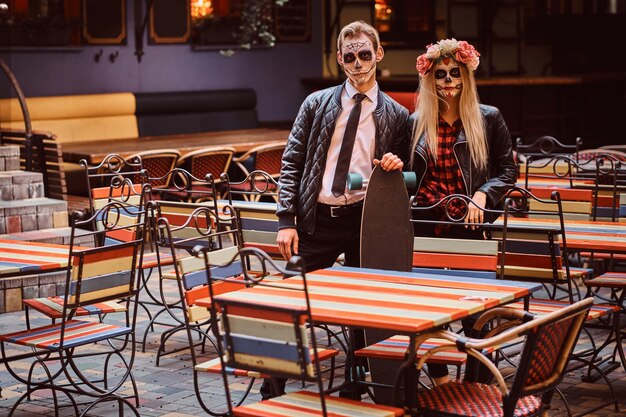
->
xmin=127 ymin=149 xmax=180 ymax=188
xmin=81 ymin=153 xmax=144 ymax=217
xmin=0 ymin=199 xmax=147 ymax=416
xmin=498 ymin=188 xmax=581 ymax=301
xmin=414 ymin=298 xmax=594 ymax=417
xmin=228 ymin=141 xmax=284 ymax=202
xmin=176 ymin=146 xmax=236 ymax=183
xmin=203 ymin=247 xmax=326 ymax=413
xmin=516 ymin=135 xmax=581 ymax=159
xmin=142 ymin=199 xmax=241 ymax=366
xmin=410 ymin=193 xmax=506 ymax=279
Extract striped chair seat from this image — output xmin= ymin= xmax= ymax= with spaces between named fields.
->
xmin=233 ymin=390 xmax=404 ymax=417
xmin=142 ymin=250 xmax=174 ymax=269
xmin=580 ymin=252 xmax=626 ymax=262
xmin=23 ymin=296 xmax=126 ymax=319
xmin=417 ymin=380 xmax=542 ymax=417
xmin=507 ymin=299 xmax=619 ymax=320
xmin=569 ymin=266 xmax=594 ymax=279
xmin=0 ymin=320 xmax=132 ymax=349
xmin=196 ymin=348 xmax=339 ymax=377
xmin=584 ymin=271 xmax=626 ymax=289
xmin=355 ymin=336 xmax=492 ymax=366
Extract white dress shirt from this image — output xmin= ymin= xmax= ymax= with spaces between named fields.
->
xmin=318 ymin=82 xmax=378 ymax=205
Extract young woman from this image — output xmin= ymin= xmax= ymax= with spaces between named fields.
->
xmin=410 ymin=39 xmax=517 ymax=383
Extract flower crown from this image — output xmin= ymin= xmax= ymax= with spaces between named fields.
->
xmin=415 ymin=38 xmax=480 ymax=76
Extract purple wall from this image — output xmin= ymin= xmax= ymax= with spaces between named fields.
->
xmin=0 ymin=1 xmax=323 ymax=123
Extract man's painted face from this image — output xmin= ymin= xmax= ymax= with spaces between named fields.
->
xmin=339 ymin=35 xmax=379 ymax=86
xmin=434 ymin=57 xmax=462 ymax=99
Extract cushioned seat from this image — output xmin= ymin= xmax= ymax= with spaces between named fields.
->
xmin=417 ymin=380 xmax=542 ymax=417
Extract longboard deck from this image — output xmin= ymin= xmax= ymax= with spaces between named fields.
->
xmin=360 ymin=166 xmax=413 ymax=271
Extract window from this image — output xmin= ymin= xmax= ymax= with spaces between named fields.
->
xmin=374 ymin=0 xmax=435 ymax=49
xmin=0 ymin=0 xmax=82 ymax=46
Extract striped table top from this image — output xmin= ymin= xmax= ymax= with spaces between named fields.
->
xmin=198 ymin=267 xmax=541 ymax=334
xmin=497 ymin=217 xmax=626 ymax=253
xmin=0 ymin=239 xmax=70 ymax=277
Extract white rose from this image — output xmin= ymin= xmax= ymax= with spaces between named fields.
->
xmin=438 ymin=38 xmax=458 ymax=55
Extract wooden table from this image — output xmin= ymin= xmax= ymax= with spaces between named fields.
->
xmin=497 ymin=217 xmax=626 ymax=254
xmin=197 ymin=266 xmax=540 ymax=407
xmin=198 ymin=265 xmax=539 ymax=335
xmin=0 ymin=239 xmax=70 ymax=277
xmin=61 ymin=128 xmax=289 ymax=164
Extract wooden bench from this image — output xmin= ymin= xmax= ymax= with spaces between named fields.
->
xmin=0 ymin=128 xmax=67 ymax=201
xmin=0 ymin=89 xmax=260 ymax=200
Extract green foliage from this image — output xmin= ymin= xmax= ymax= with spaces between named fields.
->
xmin=220 ymin=0 xmax=288 ymax=56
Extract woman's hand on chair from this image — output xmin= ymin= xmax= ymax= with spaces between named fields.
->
xmin=466 ymin=191 xmax=487 ymax=229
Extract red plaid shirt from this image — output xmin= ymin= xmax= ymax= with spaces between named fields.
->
xmin=416 ymin=116 xmax=467 ymax=227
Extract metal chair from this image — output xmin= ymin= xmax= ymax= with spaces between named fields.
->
xmin=516 ymin=135 xmax=582 ymax=160
xmin=0 ymin=200 xmax=147 ymax=416
xmin=138 ymin=168 xmax=224 ymax=353
xmin=127 ymin=149 xmax=181 ymax=188
xmin=229 ymin=141 xmax=285 ymax=201
xmin=22 ymin=171 xmax=149 ymax=329
xmin=175 ymin=146 xmax=236 ymax=201
xmin=414 ymin=298 xmax=594 ymax=417
xmin=201 ymin=246 xmax=401 ymax=417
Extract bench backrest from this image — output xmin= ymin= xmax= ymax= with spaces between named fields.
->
xmin=135 ymin=89 xmax=258 ymax=136
xmin=0 ymin=93 xmax=138 ymax=144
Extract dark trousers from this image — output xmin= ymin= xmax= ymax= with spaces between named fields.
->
xmin=260 ymin=203 xmax=363 ymax=400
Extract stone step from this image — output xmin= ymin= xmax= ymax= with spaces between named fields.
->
xmin=0 ymin=226 xmax=94 ymax=246
xmin=0 ymin=145 xmax=20 ymax=172
xmin=0 ymin=170 xmax=45 ymax=201
xmin=0 ymin=197 xmax=68 ymax=234
xmin=1 ymin=270 xmax=67 ymax=313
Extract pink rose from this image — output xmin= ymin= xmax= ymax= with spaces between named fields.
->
xmin=455 ymin=41 xmax=480 ymax=70
xmin=416 ymin=54 xmax=433 ymax=76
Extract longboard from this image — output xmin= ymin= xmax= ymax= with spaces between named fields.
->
xmin=348 ymin=166 xmax=415 ymax=405
xmin=357 ymin=165 xmax=413 ymax=271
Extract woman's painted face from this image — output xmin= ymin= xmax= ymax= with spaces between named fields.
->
xmin=338 ymin=34 xmax=380 ymax=86
xmin=434 ymin=57 xmax=462 ymax=99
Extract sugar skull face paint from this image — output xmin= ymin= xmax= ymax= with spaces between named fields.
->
xmin=338 ymin=34 xmax=381 ymax=86
xmin=434 ymin=57 xmax=462 ymax=99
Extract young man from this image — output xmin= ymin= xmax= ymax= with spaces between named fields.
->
xmin=276 ymin=20 xmax=409 ymax=271
xmin=263 ymin=20 xmax=409 ymax=400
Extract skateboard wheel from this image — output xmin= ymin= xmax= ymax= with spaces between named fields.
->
xmin=402 ymin=172 xmax=417 ymax=189
xmin=346 ymin=173 xmax=363 ymax=191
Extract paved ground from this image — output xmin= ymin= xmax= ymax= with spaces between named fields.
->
xmin=0 ymin=275 xmax=624 ymax=416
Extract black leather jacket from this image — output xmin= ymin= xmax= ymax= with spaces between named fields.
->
xmin=410 ymin=104 xmax=517 ymax=216
xmin=278 ymin=82 xmax=409 ymax=235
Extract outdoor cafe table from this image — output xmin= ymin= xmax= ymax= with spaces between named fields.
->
xmin=497 ymin=217 xmax=626 ymax=254
xmin=196 ymin=266 xmax=541 ymax=407
xmin=0 ymin=239 xmax=70 ymax=278
xmin=61 ymin=128 xmax=289 ymax=165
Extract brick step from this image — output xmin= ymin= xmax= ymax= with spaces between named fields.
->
xmin=0 ymin=226 xmax=93 ymax=246
xmin=0 ymin=170 xmax=45 ymax=201
xmin=0 ymin=197 xmax=68 ymax=234
xmin=0 ymin=145 xmax=20 ymax=172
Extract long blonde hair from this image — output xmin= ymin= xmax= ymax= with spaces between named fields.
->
xmin=411 ymin=64 xmax=487 ymax=171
